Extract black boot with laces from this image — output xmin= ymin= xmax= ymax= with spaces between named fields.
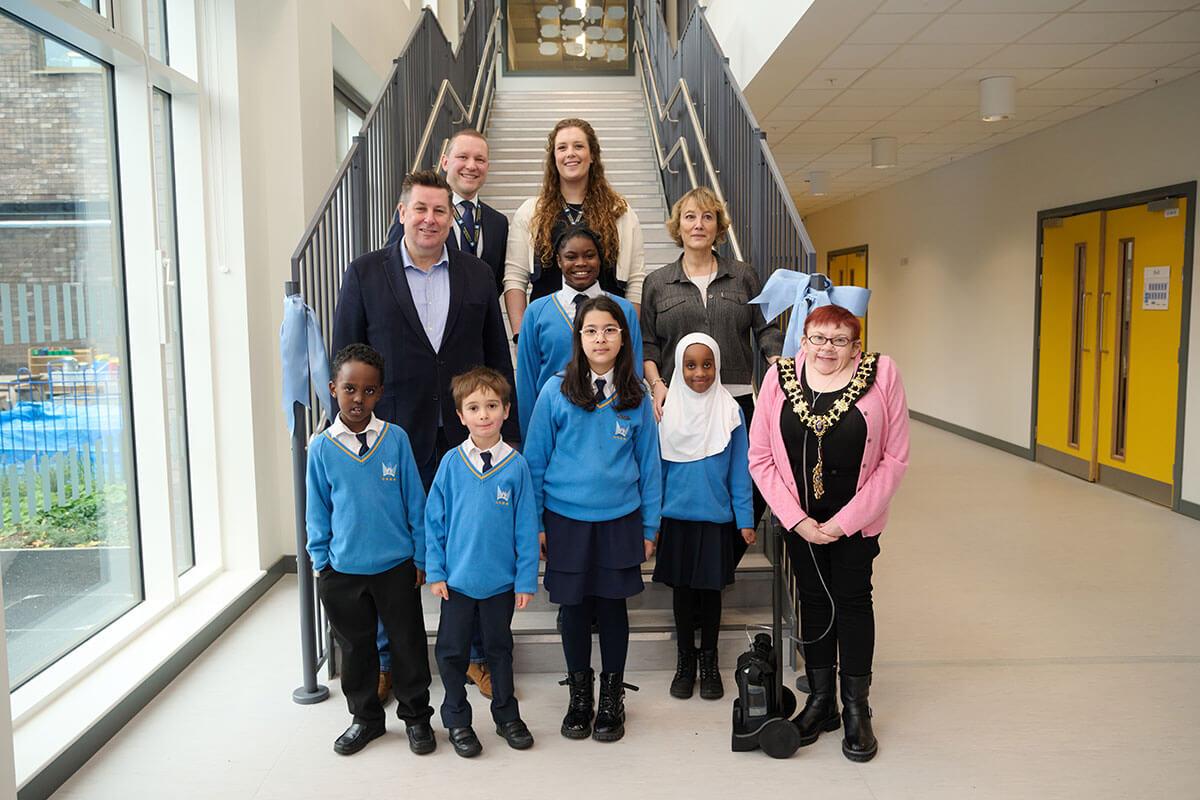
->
xmin=593 ymin=672 xmax=638 ymax=742
xmin=698 ymin=649 xmax=724 ymax=700
xmin=669 ymin=647 xmax=697 ymax=699
xmin=559 ymin=669 xmax=594 ymax=740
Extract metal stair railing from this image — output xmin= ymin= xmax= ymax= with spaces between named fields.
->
xmin=634 ymin=0 xmax=812 ymax=670
xmin=285 ymin=0 xmax=501 ymax=705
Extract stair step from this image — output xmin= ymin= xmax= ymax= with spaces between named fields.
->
xmin=424 ymin=605 xmax=774 ymax=638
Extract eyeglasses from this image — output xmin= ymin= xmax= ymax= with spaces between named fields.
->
xmin=805 ymin=334 xmax=856 ymax=348
xmin=581 ymin=325 xmax=623 ymax=341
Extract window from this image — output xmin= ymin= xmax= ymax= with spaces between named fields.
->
xmin=333 ymin=78 xmax=368 ymax=165
xmin=151 ymin=89 xmax=195 ymax=576
xmin=0 ymin=13 xmax=143 ymax=689
xmin=146 ymin=0 xmax=169 ymax=63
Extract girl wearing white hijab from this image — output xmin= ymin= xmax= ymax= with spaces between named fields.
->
xmin=653 ymin=332 xmax=756 ymax=702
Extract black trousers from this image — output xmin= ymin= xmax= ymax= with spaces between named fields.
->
xmin=735 ymin=393 xmax=767 ymax=530
xmin=319 ymin=560 xmax=433 ymax=726
xmin=435 ymin=589 xmax=520 ymax=728
xmin=785 ymin=531 xmax=880 ymax=675
xmin=561 ymin=596 xmax=630 ymax=674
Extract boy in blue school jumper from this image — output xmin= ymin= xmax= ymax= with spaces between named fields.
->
xmin=306 ymin=344 xmax=437 ymax=756
xmin=426 ymin=367 xmax=540 ymax=757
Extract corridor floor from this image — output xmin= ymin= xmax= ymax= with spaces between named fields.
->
xmin=52 ymin=422 xmax=1200 ymax=799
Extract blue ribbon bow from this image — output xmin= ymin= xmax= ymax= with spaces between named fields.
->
xmin=279 ymin=293 xmax=333 ymax=433
xmin=749 ymin=271 xmax=871 ymax=356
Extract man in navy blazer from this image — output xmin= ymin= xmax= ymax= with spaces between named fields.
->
xmin=385 ymin=129 xmax=509 ymax=296
xmin=333 ymin=169 xmax=518 ymax=487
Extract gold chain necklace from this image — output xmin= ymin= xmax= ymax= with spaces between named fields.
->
xmin=779 ymin=353 xmax=878 ymax=499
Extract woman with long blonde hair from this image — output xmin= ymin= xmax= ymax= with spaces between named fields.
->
xmin=503 ymin=118 xmax=646 ymax=337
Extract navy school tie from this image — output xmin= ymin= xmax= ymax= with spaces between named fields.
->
xmin=593 ymin=378 xmax=607 ymax=405
xmin=480 ymin=450 xmax=493 ymax=473
xmin=459 ymin=200 xmax=477 ymax=255
xmin=573 ymin=293 xmax=587 ymax=318
xmin=356 ymin=432 xmax=369 ymax=457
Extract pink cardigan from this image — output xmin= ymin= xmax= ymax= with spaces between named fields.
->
xmin=748 ymin=354 xmax=909 ymax=537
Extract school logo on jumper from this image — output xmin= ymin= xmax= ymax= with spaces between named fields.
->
xmin=495 ymin=486 xmax=511 ymax=506
xmin=381 ymin=463 xmax=398 ymax=482
xmin=612 ymin=419 xmax=630 ymax=440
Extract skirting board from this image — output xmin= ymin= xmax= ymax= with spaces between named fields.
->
xmin=908 ymin=410 xmax=1034 ymax=461
xmin=18 ymin=558 xmax=291 ymax=800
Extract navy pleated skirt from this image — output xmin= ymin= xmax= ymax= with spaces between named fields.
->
xmin=542 ymin=508 xmax=646 ymax=605
xmin=652 ymin=517 xmax=745 ymax=592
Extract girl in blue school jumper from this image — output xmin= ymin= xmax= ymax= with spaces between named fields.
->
xmin=653 ymin=332 xmax=755 ymax=702
xmin=516 ymin=224 xmax=643 ymax=440
xmin=523 ymin=295 xmax=661 ymax=744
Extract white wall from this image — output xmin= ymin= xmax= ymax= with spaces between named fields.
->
xmin=802 ymin=72 xmax=1200 ymax=502
xmin=701 ymin=0 xmax=813 ymax=89
xmin=220 ymin=0 xmax=422 ymax=566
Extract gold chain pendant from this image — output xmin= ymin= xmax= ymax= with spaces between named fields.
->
xmin=812 ymin=434 xmax=825 ymax=499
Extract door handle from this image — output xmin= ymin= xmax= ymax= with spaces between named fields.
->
xmin=1081 ymin=291 xmax=1093 ymax=352
xmin=1099 ymin=291 xmax=1111 ymax=355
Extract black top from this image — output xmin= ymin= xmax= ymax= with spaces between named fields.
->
xmin=530 ymin=204 xmax=625 ymax=302
xmin=781 ymin=364 xmax=867 ymax=523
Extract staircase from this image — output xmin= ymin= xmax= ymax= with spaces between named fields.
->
xmin=415 ymin=87 xmax=774 ymax=674
xmin=482 ymin=88 xmax=682 ymax=274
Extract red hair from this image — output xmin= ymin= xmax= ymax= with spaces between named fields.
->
xmin=804 ymin=305 xmax=861 ymax=341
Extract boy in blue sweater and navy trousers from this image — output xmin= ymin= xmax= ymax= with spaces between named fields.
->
xmin=306 ymin=344 xmax=437 ymax=757
xmin=425 ymin=367 xmax=540 ymax=758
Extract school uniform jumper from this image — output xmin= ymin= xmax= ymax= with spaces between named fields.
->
xmin=524 ymin=376 xmax=662 ymax=673
xmin=306 ymin=423 xmax=434 ymax=727
xmin=654 ymin=409 xmax=754 ymax=591
xmin=515 ymin=290 xmax=644 ymax=439
xmin=425 ymin=444 xmax=540 ymax=728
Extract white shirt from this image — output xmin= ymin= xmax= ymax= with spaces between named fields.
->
xmin=452 ymin=192 xmax=484 ymax=254
xmin=461 ymin=436 xmax=512 ymax=472
xmin=327 ymin=413 xmax=385 ymax=454
xmin=555 ymin=280 xmax=604 ymax=319
xmin=589 ymin=368 xmax=616 ymax=400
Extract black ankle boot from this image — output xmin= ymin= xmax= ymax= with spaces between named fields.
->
xmin=698 ymin=649 xmax=723 ymax=700
xmin=840 ymin=672 xmax=878 ymax=762
xmin=669 ymin=648 xmax=697 ymax=699
xmin=593 ymin=672 xmax=638 ymax=742
xmin=559 ymin=669 xmax=594 ymax=740
xmin=794 ymin=666 xmax=840 ymax=746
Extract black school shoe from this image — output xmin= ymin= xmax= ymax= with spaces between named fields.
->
xmin=448 ymin=726 xmax=483 ymax=758
xmin=496 ymin=719 xmax=535 ymax=750
xmin=405 ymin=721 xmax=437 ymax=755
xmin=333 ymin=721 xmax=385 ymax=755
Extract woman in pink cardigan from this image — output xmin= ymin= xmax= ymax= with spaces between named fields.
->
xmin=748 ymin=303 xmax=909 ymax=764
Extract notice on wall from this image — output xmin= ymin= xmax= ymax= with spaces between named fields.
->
xmin=1143 ymin=266 xmax=1170 ymax=311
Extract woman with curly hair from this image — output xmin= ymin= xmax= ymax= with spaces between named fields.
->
xmin=503 ymin=118 xmax=646 ymax=337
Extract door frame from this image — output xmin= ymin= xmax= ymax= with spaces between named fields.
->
xmin=827 ymin=244 xmax=869 ymax=285
xmin=1031 ymin=181 xmax=1197 ymax=511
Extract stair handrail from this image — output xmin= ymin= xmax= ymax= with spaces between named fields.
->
xmin=631 ymin=12 xmax=742 ymax=261
xmin=285 ymin=0 xmax=500 ymax=705
xmin=632 ymin=1 xmax=816 ymax=278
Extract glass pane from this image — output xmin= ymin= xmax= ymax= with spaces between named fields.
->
xmin=146 ymin=0 xmax=169 ymax=63
xmin=151 ymin=89 xmax=194 ymax=576
xmin=0 ymin=13 xmax=142 ymax=689
xmin=507 ymin=1 xmax=631 ymax=74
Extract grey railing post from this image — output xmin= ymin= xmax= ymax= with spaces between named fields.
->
xmin=287 ymin=279 xmax=330 ymax=705
xmin=349 ymin=140 xmax=368 ymax=259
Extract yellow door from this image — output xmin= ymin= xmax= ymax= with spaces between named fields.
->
xmin=1036 ymin=198 xmax=1188 ymax=506
xmin=1093 ymin=200 xmax=1187 ymax=504
xmin=1036 ymin=211 xmax=1103 ymax=480
xmin=827 ymin=249 xmax=869 ymax=347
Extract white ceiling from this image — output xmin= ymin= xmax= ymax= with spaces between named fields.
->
xmin=747 ymin=0 xmax=1200 ymax=216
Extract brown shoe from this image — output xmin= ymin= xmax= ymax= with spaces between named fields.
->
xmin=466 ymin=662 xmax=493 ymax=699
xmin=376 ymin=670 xmax=392 ymax=704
